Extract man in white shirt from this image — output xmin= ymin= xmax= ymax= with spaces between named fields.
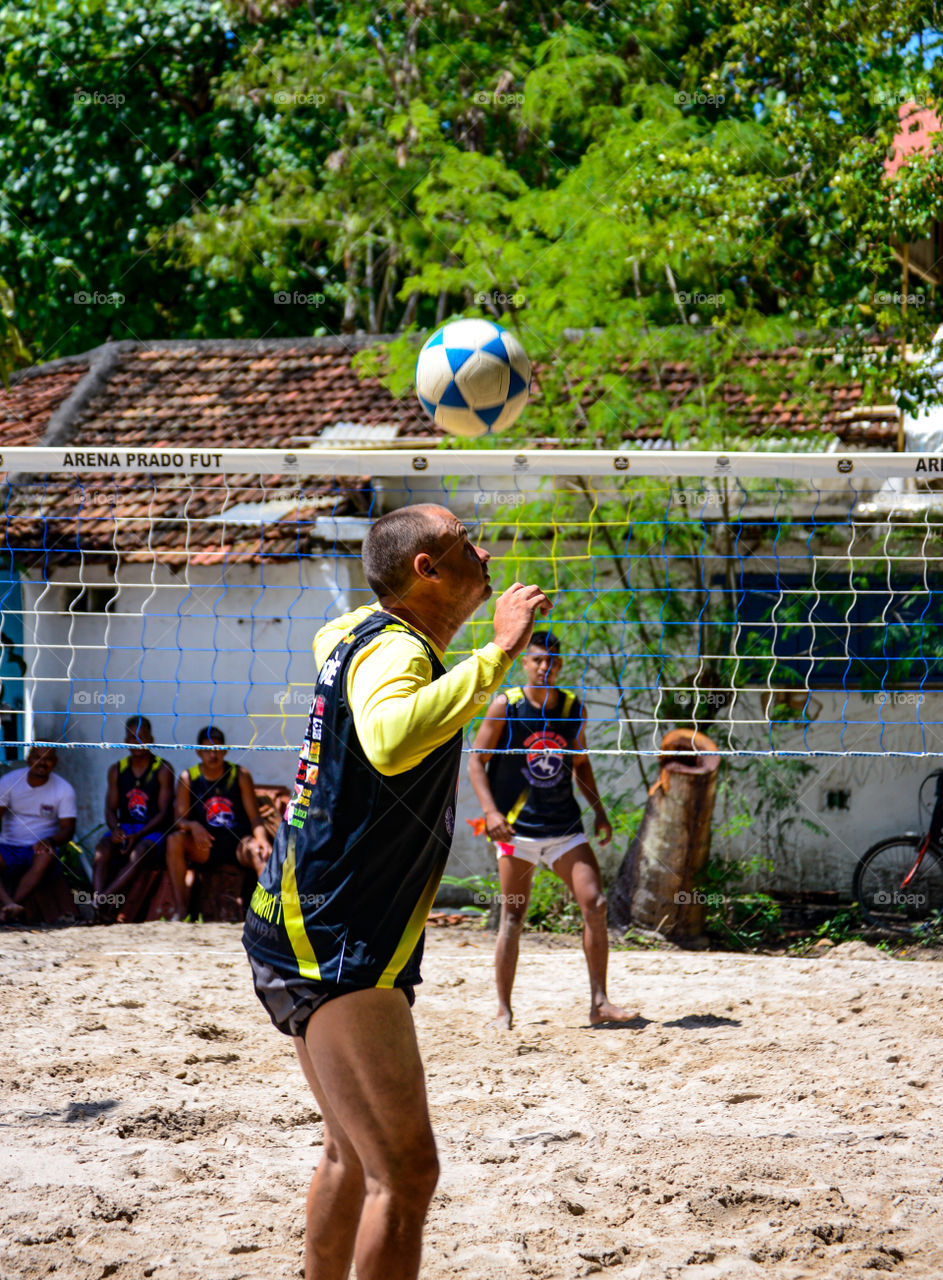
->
xmin=0 ymin=747 xmax=77 ymax=922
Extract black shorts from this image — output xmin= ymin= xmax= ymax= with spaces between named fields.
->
xmin=246 ymin=952 xmax=415 ymax=1039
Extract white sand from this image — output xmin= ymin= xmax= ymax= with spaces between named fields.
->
xmin=2 ymin=922 xmax=942 ymax=1279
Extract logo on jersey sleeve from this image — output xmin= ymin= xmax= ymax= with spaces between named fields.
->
xmin=204 ymin=795 xmax=236 ymax=828
xmin=126 ymin=787 xmax=149 ymax=821
xmin=522 ymin=731 xmax=567 ymax=787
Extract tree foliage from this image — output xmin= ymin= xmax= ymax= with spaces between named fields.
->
xmin=2 ymin=0 xmax=943 ymax=436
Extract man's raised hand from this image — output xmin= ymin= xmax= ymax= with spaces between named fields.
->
xmin=492 ymin=582 xmax=552 ymax=659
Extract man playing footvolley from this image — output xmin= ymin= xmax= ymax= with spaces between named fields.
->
xmin=243 ymin=505 xmax=549 ymax=1280
xmin=469 ymin=631 xmax=635 ymax=1030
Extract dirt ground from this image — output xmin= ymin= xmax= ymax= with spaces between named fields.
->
xmin=2 ymin=921 xmax=942 ymax=1280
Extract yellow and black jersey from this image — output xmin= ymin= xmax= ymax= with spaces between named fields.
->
xmin=486 ymin=686 xmax=584 ymax=837
xmin=243 ymin=605 xmax=510 ymax=992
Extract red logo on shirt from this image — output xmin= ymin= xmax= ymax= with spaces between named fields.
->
xmin=126 ymin=787 xmax=149 ymax=821
xmin=204 ymin=795 xmax=236 ymax=828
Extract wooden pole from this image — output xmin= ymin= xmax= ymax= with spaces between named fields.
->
xmin=609 ymin=729 xmax=720 ymax=943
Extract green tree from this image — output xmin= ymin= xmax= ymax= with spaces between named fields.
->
xmin=0 ymin=0 xmax=277 ymax=358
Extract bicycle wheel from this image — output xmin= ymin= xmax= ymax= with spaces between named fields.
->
xmin=853 ymin=835 xmax=943 ymax=930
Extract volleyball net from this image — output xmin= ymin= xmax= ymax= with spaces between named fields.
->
xmin=0 ymin=446 xmax=940 ymax=763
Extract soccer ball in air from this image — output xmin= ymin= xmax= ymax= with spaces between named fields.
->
xmin=414 ymin=318 xmax=531 ymax=438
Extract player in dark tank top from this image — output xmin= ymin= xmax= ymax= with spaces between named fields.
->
xmin=166 ymin=725 xmax=271 ymax=919
xmin=92 ymin=715 xmax=174 ymax=921
xmin=470 ymin=631 xmax=637 ymax=1031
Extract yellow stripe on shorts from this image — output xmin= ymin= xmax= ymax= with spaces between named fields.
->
xmin=280 ymin=828 xmax=321 ymax=980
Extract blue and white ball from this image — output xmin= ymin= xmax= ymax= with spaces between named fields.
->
xmin=415 ymin=318 xmax=531 ymax=438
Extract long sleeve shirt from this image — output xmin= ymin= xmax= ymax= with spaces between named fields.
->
xmin=313 ymin=603 xmax=511 ymax=776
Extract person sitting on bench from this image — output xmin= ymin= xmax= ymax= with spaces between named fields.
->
xmin=93 ymin=716 xmax=174 ymax=922
xmin=0 ymin=747 xmax=77 ymax=923
xmin=167 ymin=726 xmax=271 ymax=920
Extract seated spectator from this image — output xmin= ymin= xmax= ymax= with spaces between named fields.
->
xmin=0 ymin=747 xmax=77 ymax=923
xmin=93 ymin=716 xmax=174 ymax=922
xmin=167 ymin=726 xmax=272 ymax=920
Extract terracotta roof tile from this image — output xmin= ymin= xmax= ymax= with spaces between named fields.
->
xmin=0 ymin=362 xmax=87 ymax=445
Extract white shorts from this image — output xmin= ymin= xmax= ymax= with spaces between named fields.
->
xmin=496 ymin=832 xmax=586 ymax=868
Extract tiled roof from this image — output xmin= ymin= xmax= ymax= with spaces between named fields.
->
xmin=0 ymin=362 xmax=87 ymax=446
xmin=64 ymin=340 xmax=435 ymax=447
xmin=0 ymin=336 xmax=900 ymax=560
xmin=4 ymin=472 xmax=372 ymax=567
xmin=613 ymin=352 xmax=897 ymax=447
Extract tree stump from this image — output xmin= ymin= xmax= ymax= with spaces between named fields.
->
xmin=609 ymin=729 xmax=720 ymax=942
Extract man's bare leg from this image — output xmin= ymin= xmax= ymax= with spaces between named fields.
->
xmin=93 ymin=838 xmax=115 ymax=901
xmin=299 ymin=987 xmax=438 ymax=1280
xmin=103 ymin=838 xmax=158 ymax=899
xmin=166 ymin=831 xmax=206 ymax=918
xmin=492 ymin=855 xmax=535 ymax=1030
xmin=553 ymin=844 xmax=639 ymax=1025
xmin=0 ymin=857 xmax=21 ymax=917
xmin=0 ymin=874 xmax=23 ymax=920
xmin=294 ymin=1037 xmax=365 ymax=1280
xmin=1 ymin=844 xmax=56 ymax=920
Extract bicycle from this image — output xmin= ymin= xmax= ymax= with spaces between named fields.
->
xmin=852 ymin=770 xmax=943 ymax=931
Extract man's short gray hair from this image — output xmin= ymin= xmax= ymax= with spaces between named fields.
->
xmin=361 ymin=505 xmax=443 ymax=601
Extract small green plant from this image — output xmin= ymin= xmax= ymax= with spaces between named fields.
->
xmin=439 ymin=871 xmax=498 ymax=915
xmin=787 ymin=905 xmax=866 ymax=955
xmin=525 ymin=868 xmax=583 ymax=933
xmin=697 ymin=853 xmax=782 ymax=950
xmin=814 ymin=906 xmax=862 ymax=944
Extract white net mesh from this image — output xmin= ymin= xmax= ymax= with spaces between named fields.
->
xmin=0 ymin=446 xmax=939 ymax=763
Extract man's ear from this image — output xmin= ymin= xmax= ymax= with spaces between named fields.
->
xmin=414 ymin=552 xmax=438 ymax=580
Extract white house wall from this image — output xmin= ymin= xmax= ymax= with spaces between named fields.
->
xmin=19 ymin=556 xmax=357 ymax=841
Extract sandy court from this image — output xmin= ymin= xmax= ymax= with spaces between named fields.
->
xmin=1 ymin=922 xmax=942 ymax=1280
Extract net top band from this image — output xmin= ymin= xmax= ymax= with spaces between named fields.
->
xmin=0 ymin=447 xmax=939 ymax=480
